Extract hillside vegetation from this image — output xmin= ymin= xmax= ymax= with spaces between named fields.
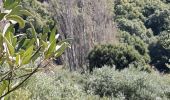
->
xmin=0 ymin=0 xmax=170 ymax=99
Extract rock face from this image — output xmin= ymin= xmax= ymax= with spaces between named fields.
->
xmin=49 ymin=0 xmax=117 ymax=71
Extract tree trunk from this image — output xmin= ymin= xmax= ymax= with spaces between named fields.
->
xmin=49 ymin=0 xmax=117 ymax=71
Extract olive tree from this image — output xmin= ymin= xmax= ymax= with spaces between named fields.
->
xmin=0 ymin=0 xmax=69 ymax=99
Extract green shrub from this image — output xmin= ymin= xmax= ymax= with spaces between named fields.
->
xmin=84 ymin=67 xmax=170 ymax=99
xmin=149 ymin=31 xmax=170 ymax=73
xmin=21 ymin=0 xmax=55 ymax=33
xmin=9 ymin=88 xmax=31 ymax=100
xmin=116 ymin=18 xmax=152 ymax=42
xmin=145 ymin=10 xmax=170 ymax=35
xmin=88 ymin=44 xmax=147 ymax=71
xmin=119 ymin=31 xmax=150 ymax=61
xmin=9 ymin=67 xmax=170 ymax=100
xmin=19 ymin=69 xmax=113 ymax=100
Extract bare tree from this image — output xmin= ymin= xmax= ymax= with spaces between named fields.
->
xmin=49 ymin=0 xmax=117 ymax=71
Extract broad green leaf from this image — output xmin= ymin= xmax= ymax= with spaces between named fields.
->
xmin=0 ymin=13 xmax=6 ymax=20
xmin=2 ymin=23 xmax=11 ymax=36
xmin=55 ymin=42 xmax=70 ymax=57
xmin=5 ymin=25 xmax=15 ymax=36
xmin=5 ymin=31 xmax=13 ymax=44
xmin=30 ymin=23 xmax=39 ymax=46
xmin=49 ymin=27 xmax=57 ymax=43
xmin=31 ymin=47 xmax=41 ymax=62
xmin=45 ymin=39 xmax=56 ymax=59
xmin=25 ymin=38 xmax=35 ymax=49
xmin=22 ymin=38 xmax=35 ymax=50
xmin=16 ymin=54 xmax=21 ymax=66
xmin=4 ymin=25 xmax=15 ymax=47
xmin=10 ymin=5 xmax=32 ymax=16
xmin=0 ymin=80 xmax=8 ymax=97
xmin=4 ymin=37 xmax=15 ymax=56
xmin=40 ymin=40 xmax=48 ymax=50
xmin=17 ymin=38 xmax=26 ymax=51
xmin=6 ymin=15 xmax=25 ymax=28
xmin=41 ymin=33 xmax=48 ymax=41
xmin=12 ymin=37 xmax=17 ymax=47
xmin=21 ymin=45 xmax=33 ymax=65
xmin=18 ymin=49 xmax=25 ymax=57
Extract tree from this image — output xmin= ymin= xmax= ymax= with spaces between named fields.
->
xmin=116 ymin=18 xmax=153 ymax=42
xmin=0 ymin=0 xmax=69 ymax=99
xmin=145 ymin=10 xmax=170 ymax=35
xmin=114 ymin=0 xmax=170 ymax=72
xmin=88 ymin=44 xmax=148 ymax=72
xmin=149 ymin=31 xmax=170 ymax=73
xmin=119 ymin=31 xmax=150 ymax=62
xmin=49 ymin=0 xmax=116 ymax=71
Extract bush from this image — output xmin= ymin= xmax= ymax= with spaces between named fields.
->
xmin=84 ymin=67 xmax=170 ymax=99
xmin=145 ymin=10 xmax=170 ymax=35
xmin=12 ymin=69 xmax=119 ymax=100
xmin=88 ymin=44 xmax=147 ymax=71
xmin=24 ymin=70 xmax=83 ymax=100
xmin=119 ymin=31 xmax=150 ymax=60
xmin=116 ymin=18 xmax=152 ymax=42
xmin=9 ymin=67 xmax=170 ymax=100
xmin=149 ymin=31 xmax=170 ymax=73
xmin=21 ymin=0 xmax=55 ymax=33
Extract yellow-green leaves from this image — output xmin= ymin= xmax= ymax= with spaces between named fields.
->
xmin=45 ymin=39 xmax=56 ymax=59
xmin=0 ymin=0 xmax=70 ymax=98
xmin=55 ymin=42 xmax=70 ymax=58
xmin=10 ymin=5 xmax=32 ymax=16
xmin=4 ymin=37 xmax=15 ymax=56
xmin=21 ymin=45 xmax=34 ymax=65
xmin=0 ymin=13 xmax=6 ymax=20
xmin=44 ymin=27 xmax=70 ymax=59
xmin=30 ymin=23 xmax=39 ymax=47
xmin=16 ymin=54 xmax=21 ymax=66
xmin=1 ymin=25 xmax=16 ymax=56
xmin=49 ymin=27 xmax=57 ymax=43
xmin=15 ymin=45 xmax=34 ymax=66
xmin=6 ymin=15 xmax=25 ymax=28
xmin=44 ymin=27 xmax=57 ymax=59
xmin=0 ymin=81 xmax=8 ymax=97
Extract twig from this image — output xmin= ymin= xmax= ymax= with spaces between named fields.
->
xmin=0 ymin=59 xmax=50 ymax=99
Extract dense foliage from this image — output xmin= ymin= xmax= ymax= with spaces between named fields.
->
xmin=9 ymin=67 xmax=170 ymax=100
xmin=0 ymin=0 xmax=69 ymax=99
xmin=21 ymin=0 xmax=55 ymax=33
xmin=113 ymin=0 xmax=170 ymax=72
xmin=1 ymin=0 xmax=170 ymax=99
xmin=85 ymin=67 xmax=170 ymax=99
xmin=88 ymin=44 xmax=149 ymax=71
